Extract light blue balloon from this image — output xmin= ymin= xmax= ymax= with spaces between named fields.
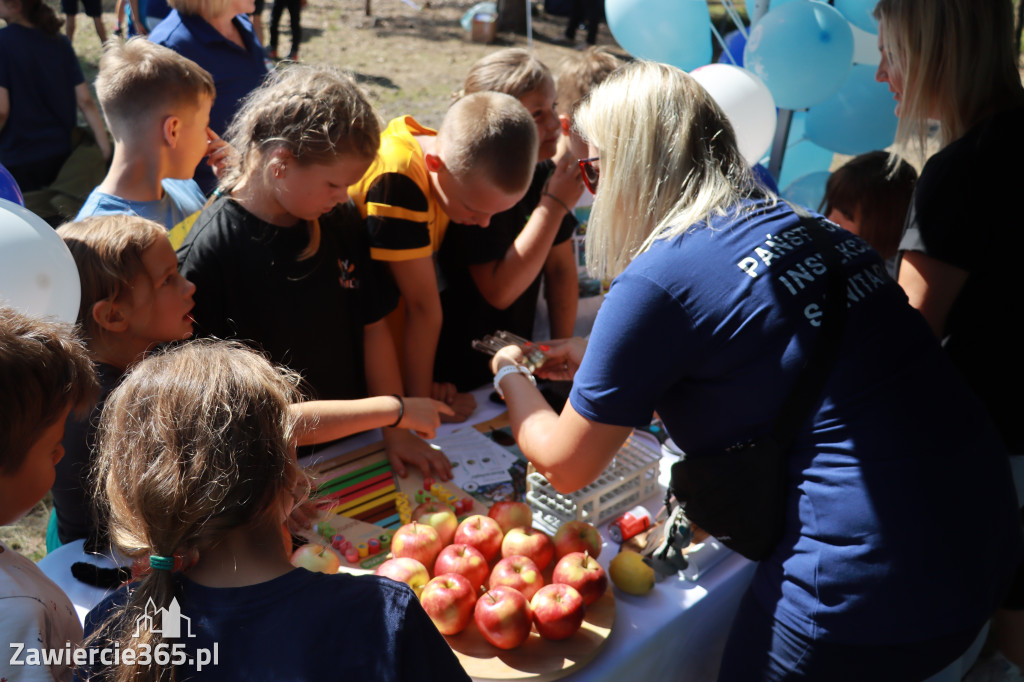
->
xmin=744 ymin=0 xmax=854 ymax=110
xmin=805 ymin=64 xmax=898 ymax=155
xmin=835 ymin=0 xmax=878 ymax=34
xmin=777 ymin=138 xmax=834 ymax=191
xmin=606 ymin=0 xmax=712 ymax=72
xmin=782 ymin=170 xmax=831 ymax=211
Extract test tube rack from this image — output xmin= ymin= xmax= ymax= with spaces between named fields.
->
xmin=526 ymin=431 xmax=662 ymax=534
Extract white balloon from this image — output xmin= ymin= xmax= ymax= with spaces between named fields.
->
xmin=0 ymin=198 xmax=80 ymax=323
xmin=691 ymin=64 xmax=778 ymax=165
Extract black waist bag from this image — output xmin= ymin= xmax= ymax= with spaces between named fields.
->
xmin=669 ymin=206 xmax=846 ymax=562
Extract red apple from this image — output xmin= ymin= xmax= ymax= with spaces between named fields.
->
xmin=290 ymin=544 xmax=341 ymax=574
xmin=419 ymin=573 xmax=477 ymax=635
xmin=553 ymin=519 xmax=603 ymax=560
xmin=530 ymin=583 xmax=586 ymax=640
xmin=488 ymin=500 xmax=533 ymax=535
xmin=489 ymin=555 xmax=545 ymax=602
xmin=434 ymin=543 xmax=489 ymax=591
xmin=417 ymin=507 xmax=458 ymax=546
xmin=501 ymin=526 xmax=555 ymax=571
xmin=453 ymin=514 xmax=503 ymax=563
xmin=412 ymin=499 xmax=452 ymax=519
xmin=391 ymin=522 xmax=443 ymax=569
xmin=474 ymin=586 xmax=533 ymax=650
xmin=552 ymin=551 xmax=607 ymax=605
xmin=375 ymin=557 xmax=430 ymax=598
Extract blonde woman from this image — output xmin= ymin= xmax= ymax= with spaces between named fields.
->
xmin=875 ymin=0 xmax=1024 ymax=670
xmin=149 ymin=0 xmax=270 ymax=192
xmin=491 ymin=60 xmax=1021 ymax=680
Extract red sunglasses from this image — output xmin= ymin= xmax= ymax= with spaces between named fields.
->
xmin=579 ymin=157 xmax=599 ymax=194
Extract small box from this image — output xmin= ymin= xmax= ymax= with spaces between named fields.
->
xmin=471 ymin=12 xmax=497 ymax=43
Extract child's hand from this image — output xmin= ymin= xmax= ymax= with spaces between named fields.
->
xmin=399 ymin=396 xmax=454 ymax=438
xmin=533 ymin=337 xmax=588 ymax=381
xmin=382 ymin=429 xmax=454 ymax=481
xmin=286 ymin=500 xmax=319 ymax=534
xmin=431 ymin=381 xmax=477 ymax=423
xmin=545 ymin=146 xmax=585 ymax=210
xmin=205 ymin=128 xmax=233 ymax=179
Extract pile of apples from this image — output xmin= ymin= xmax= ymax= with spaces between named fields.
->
xmin=375 ymin=500 xmax=607 ymax=650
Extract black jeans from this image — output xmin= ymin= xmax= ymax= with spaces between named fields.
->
xmin=270 ymin=0 xmax=302 ymax=56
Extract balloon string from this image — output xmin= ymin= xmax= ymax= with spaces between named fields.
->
xmin=720 ymin=0 xmax=748 ymax=40
xmin=709 ymin=22 xmax=740 ymax=66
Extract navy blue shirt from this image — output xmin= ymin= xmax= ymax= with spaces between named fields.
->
xmin=149 ymin=10 xmax=270 ymax=192
xmin=572 ymin=199 xmax=1022 ymax=644
xmin=0 ymin=24 xmax=83 ymax=167
xmin=81 ymin=569 xmax=471 ymax=681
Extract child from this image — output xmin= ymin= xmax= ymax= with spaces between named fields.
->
xmin=435 ymin=48 xmax=584 ymax=391
xmin=53 ymin=214 xmax=451 ymax=547
xmin=178 ymin=64 xmax=455 ymax=481
xmin=76 ymin=39 xmax=225 ymax=249
xmin=0 ymin=305 xmax=97 ymax=682
xmin=820 ymin=150 xmax=917 ymax=276
xmin=555 ymin=46 xmax=622 ymax=161
xmin=79 ymin=340 xmax=471 ymax=681
xmin=347 ymin=91 xmax=537 ymax=412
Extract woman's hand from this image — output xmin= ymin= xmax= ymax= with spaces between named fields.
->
xmin=533 ymin=337 xmax=588 ymax=381
xmin=490 ymin=344 xmax=527 ymax=374
xmin=397 ymin=397 xmax=453 ymax=439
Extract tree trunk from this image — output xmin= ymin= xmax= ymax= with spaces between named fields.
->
xmin=497 ymin=0 xmax=527 ymax=33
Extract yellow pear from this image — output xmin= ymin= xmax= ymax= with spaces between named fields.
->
xmin=608 ymin=550 xmax=655 ymax=596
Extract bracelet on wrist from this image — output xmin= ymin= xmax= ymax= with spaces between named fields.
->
xmin=542 ymin=191 xmax=572 ymax=217
xmin=389 ymin=394 xmax=405 ymax=428
xmin=493 ymin=364 xmax=536 ymax=399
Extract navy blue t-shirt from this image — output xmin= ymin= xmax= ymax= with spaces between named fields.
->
xmin=571 ymin=199 xmax=1022 ymax=644
xmin=80 ymin=569 xmax=471 ymax=681
xmin=149 ymin=10 xmax=269 ymax=193
xmin=0 ymin=24 xmax=83 ymax=167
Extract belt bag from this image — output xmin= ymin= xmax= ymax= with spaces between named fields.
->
xmin=669 ymin=204 xmax=847 ymax=561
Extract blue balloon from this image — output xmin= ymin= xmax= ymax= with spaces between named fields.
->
xmin=717 ymin=29 xmax=746 ymax=67
xmin=606 ymin=0 xmax=712 ymax=72
xmin=835 ymin=0 xmax=878 ymax=34
xmin=0 ymin=163 xmax=24 ymax=207
xmin=777 ymin=139 xmax=834 ymax=192
xmin=744 ymin=0 xmax=854 ymax=110
xmin=782 ymin=170 xmax=831 ymax=211
xmin=805 ymin=64 xmax=899 ymax=155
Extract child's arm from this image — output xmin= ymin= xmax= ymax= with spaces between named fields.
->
xmin=291 ymin=395 xmax=453 ymax=445
xmin=388 ymin=257 xmax=442 ymax=400
xmin=468 ymin=152 xmax=582 ymax=309
xmin=74 ymin=83 xmax=112 ymax=161
xmin=363 ymin=318 xmax=454 ymax=480
xmin=542 ymin=240 xmax=579 ymax=338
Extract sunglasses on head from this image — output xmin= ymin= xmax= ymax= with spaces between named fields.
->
xmin=579 ymin=157 xmax=599 ymax=194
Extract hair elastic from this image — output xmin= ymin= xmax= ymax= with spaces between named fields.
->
xmin=149 ymin=555 xmax=175 ymax=572
xmin=389 ymin=394 xmax=405 ymax=428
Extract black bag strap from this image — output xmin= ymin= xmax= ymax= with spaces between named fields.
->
xmin=768 ymin=202 xmax=848 ymax=449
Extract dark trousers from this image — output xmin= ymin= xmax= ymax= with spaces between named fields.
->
xmin=565 ymin=0 xmax=600 ymax=44
xmin=269 ymin=0 xmax=301 ymax=56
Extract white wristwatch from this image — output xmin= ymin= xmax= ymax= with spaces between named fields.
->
xmin=493 ymin=364 xmax=536 ymax=399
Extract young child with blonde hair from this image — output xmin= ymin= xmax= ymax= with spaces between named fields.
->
xmin=0 ymin=305 xmax=97 ymax=681
xmin=179 ymin=64 xmax=455 ymax=481
xmin=77 ymin=38 xmax=224 ymax=247
xmin=348 ymin=90 xmax=538 ymax=414
xmin=79 ymin=340 xmax=470 ymax=681
xmin=436 ymin=48 xmax=584 ymax=391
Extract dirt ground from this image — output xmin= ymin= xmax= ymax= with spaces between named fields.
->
xmin=1 ymin=1 xmax=632 ymax=562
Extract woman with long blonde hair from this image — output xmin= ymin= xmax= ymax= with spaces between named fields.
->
xmin=491 ymin=60 xmax=1021 ymax=680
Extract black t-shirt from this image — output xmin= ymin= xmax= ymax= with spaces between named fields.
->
xmin=899 ymin=104 xmax=1024 ymax=453
xmin=436 ymin=160 xmax=577 ymax=391
xmin=177 ymin=197 xmax=398 ymax=400
xmin=52 ymin=362 xmax=122 ymax=546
